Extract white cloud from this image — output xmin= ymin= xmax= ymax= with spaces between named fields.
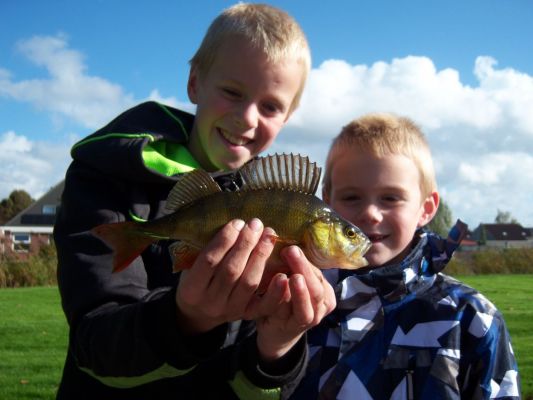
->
xmin=0 ymin=34 xmax=136 ymax=129
xmin=2 ymin=34 xmax=533 ymax=227
xmin=474 ymin=56 xmax=533 ymax=136
xmin=0 ymin=130 xmax=73 ymax=200
xmin=282 ymin=55 xmax=533 ymax=227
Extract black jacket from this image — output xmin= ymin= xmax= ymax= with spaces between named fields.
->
xmin=54 ymin=101 xmax=306 ymax=399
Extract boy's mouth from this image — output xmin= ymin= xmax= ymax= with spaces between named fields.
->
xmin=367 ymin=234 xmax=388 ymax=243
xmin=219 ymin=128 xmax=252 ymax=146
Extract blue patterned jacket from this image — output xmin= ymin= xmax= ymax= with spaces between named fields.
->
xmin=291 ymin=221 xmax=521 ymax=399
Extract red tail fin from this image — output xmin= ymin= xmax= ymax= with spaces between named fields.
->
xmin=91 ymin=221 xmax=155 ymax=273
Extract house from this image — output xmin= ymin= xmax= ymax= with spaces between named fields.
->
xmin=469 ymin=223 xmax=533 ymax=249
xmin=0 ymin=181 xmax=64 ymax=258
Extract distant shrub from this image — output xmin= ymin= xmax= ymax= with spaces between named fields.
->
xmin=0 ymin=245 xmax=531 ymax=287
xmin=446 ymin=248 xmax=533 ymax=276
xmin=0 ymin=244 xmax=57 ymax=288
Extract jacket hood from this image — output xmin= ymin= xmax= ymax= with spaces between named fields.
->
xmin=70 ymin=101 xmax=196 ymax=184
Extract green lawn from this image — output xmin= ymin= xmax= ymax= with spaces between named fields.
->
xmin=0 ymin=276 xmax=531 ymax=399
xmin=0 ymin=287 xmax=68 ymax=400
xmin=458 ymin=274 xmax=533 ymax=399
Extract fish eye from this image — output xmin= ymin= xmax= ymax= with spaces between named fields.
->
xmin=344 ymin=226 xmax=357 ymax=238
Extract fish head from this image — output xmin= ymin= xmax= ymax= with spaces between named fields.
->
xmin=303 ymin=209 xmax=371 ymax=269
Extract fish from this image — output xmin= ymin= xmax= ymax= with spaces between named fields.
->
xmin=91 ymin=153 xmax=371 ymax=276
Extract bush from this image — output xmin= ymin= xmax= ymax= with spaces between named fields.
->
xmin=0 ymin=244 xmax=57 ymax=288
xmin=0 ymin=245 xmax=532 ymax=288
xmin=447 ymin=247 xmax=533 ymax=276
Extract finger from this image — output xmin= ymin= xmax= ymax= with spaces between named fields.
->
xmin=281 ymin=246 xmax=324 ymax=302
xmin=208 ymin=218 xmax=264 ymax=302
xmin=229 ymin=227 xmax=277 ymax=310
xmin=181 ymin=219 xmax=244 ymax=301
xmin=244 ymin=273 xmax=289 ymax=320
xmin=287 ymin=274 xmax=314 ymax=326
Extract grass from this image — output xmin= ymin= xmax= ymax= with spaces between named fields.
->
xmin=0 ymin=276 xmax=531 ymax=399
xmin=0 ymin=287 xmax=67 ymax=400
xmin=457 ymin=274 xmax=533 ymax=399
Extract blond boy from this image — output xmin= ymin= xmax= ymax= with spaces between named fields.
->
xmin=291 ymin=114 xmax=521 ymax=399
xmin=54 ymin=4 xmax=334 ymax=399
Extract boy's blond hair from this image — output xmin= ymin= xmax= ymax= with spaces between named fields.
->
xmin=189 ymin=3 xmax=311 ymax=113
xmin=323 ymin=113 xmax=437 ymax=199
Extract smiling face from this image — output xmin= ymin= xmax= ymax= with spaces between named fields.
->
xmin=323 ymin=149 xmax=438 ymax=268
xmin=186 ymin=36 xmax=304 ymax=172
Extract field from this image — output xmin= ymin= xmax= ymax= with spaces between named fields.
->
xmin=0 ymin=276 xmax=531 ymax=399
xmin=0 ymin=286 xmax=67 ymax=400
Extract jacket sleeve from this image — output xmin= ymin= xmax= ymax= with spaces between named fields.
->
xmin=54 ymin=162 xmax=307 ymax=394
xmin=459 ymin=301 xmax=521 ymax=399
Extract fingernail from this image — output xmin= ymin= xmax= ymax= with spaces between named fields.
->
xmin=248 ymin=218 xmax=263 ymax=232
xmin=276 ymin=273 xmax=287 ymax=288
xmin=232 ymin=219 xmax=245 ymax=231
xmin=293 ymin=274 xmax=304 ymax=288
xmin=262 ymin=227 xmax=277 ymax=243
xmin=289 ymin=245 xmax=302 ymax=257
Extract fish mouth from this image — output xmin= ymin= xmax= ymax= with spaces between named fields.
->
xmin=218 ymin=128 xmax=253 ymax=146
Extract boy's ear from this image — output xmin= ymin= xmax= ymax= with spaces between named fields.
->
xmin=187 ymin=67 xmax=199 ymax=104
xmin=418 ymin=191 xmax=440 ymax=228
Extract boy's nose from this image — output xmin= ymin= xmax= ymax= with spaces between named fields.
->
xmin=359 ymin=204 xmax=382 ymax=224
xmin=235 ymin=103 xmax=259 ymax=130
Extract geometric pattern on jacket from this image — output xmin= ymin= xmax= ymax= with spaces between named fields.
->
xmin=291 ymin=221 xmax=521 ymax=399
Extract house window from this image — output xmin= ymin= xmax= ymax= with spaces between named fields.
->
xmin=42 ymin=205 xmax=57 ymax=215
xmin=13 ymin=233 xmax=31 ymax=252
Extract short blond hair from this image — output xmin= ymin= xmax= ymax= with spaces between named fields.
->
xmin=189 ymin=3 xmax=311 ymax=113
xmin=323 ymin=113 xmax=437 ymax=198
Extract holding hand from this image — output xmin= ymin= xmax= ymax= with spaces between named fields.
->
xmin=249 ymin=246 xmax=336 ymax=362
xmin=175 ymin=218 xmax=275 ymax=334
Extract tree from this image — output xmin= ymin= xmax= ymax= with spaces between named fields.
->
xmin=0 ymin=190 xmax=34 ymax=224
xmin=494 ymin=209 xmax=518 ymax=224
xmin=428 ymin=198 xmax=453 ymax=237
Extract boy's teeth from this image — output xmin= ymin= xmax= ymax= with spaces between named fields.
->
xmin=221 ymin=130 xmax=249 ymax=146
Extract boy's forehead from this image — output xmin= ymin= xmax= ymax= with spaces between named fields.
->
xmin=331 ymin=151 xmax=421 ymax=185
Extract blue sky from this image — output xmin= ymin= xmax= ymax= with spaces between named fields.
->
xmin=1 ymin=0 xmax=533 ymax=227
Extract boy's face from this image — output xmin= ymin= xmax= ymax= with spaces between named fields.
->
xmin=187 ymin=36 xmax=303 ymax=171
xmin=323 ymin=150 xmax=438 ymax=268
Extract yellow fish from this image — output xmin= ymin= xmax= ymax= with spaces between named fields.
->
xmin=92 ymin=153 xmax=371 ymax=275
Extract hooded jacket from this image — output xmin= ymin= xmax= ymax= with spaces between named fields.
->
xmin=54 ymin=101 xmax=306 ymax=400
xmin=290 ymin=222 xmax=521 ymax=399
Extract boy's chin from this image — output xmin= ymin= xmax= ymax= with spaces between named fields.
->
xmin=364 ymin=249 xmax=397 ymax=269
xmin=217 ymin=155 xmax=254 ymax=171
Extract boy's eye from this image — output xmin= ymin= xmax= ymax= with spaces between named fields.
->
xmin=340 ymin=195 xmax=360 ymax=203
xmin=382 ymin=195 xmax=401 ymax=203
xmin=261 ymin=102 xmax=283 ymax=116
xmin=222 ymin=87 xmax=241 ymax=99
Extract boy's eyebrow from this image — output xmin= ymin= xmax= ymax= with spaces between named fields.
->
xmin=334 ymin=185 xmax=411 ymax=194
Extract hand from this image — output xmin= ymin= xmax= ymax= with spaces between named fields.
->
xmin=250 ymin=246 xmax=336 ymax=362
xmin=175 ymin=218 xmax=276 ymax=335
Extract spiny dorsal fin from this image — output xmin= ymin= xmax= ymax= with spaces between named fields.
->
xmin=239 ymin=153 xmax=322 ymax=195
xmin=165 ymin=169 xmax=222 ymax=212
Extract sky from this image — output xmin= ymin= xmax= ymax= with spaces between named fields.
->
xmin=1 ymin=0 xmax=533 ymax=229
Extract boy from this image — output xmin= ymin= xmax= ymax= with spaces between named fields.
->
xmin=54 ymin=4 xmax=335 ymax=399
xmin=290 ymin=114 xmax=520 ymax=399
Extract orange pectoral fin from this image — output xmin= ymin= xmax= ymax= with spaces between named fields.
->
xmin=168 ymin=241 xmax=201 ymax=272
xmin=267 ymin=234 xmax=298 ymax=246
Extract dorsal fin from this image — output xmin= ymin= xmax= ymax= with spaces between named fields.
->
xmin=239 ymin=153 xmax=321 ymax=195
xmin=165 ymin=169 xmax=222 ymax=212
